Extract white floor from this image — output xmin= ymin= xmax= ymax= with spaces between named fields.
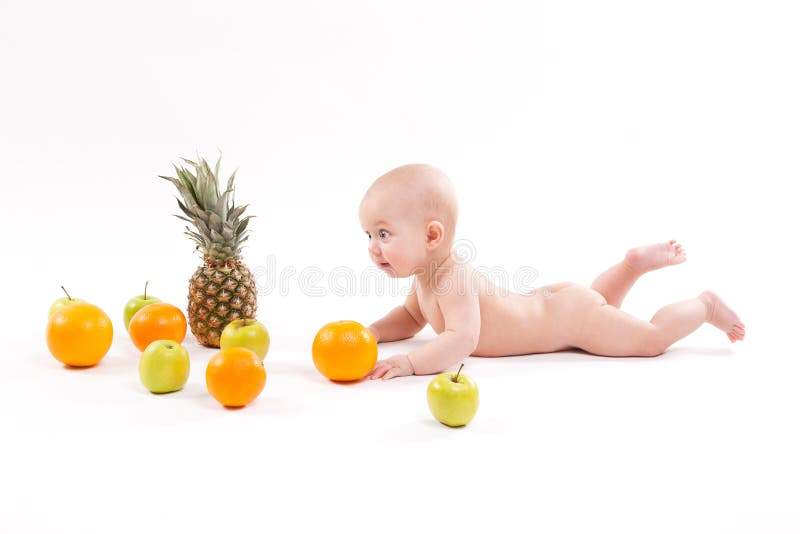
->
xmin=5 ymin=297 xmax=798 ymax=533
xmin=4 ymin=1 xmax=799 ymax=531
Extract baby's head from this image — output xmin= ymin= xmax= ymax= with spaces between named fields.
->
xmin=359 ymin=164 xmax=458 ymax=278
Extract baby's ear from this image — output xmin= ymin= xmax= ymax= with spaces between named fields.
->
xmin=425 ymin=221 xmax=445 ymax=250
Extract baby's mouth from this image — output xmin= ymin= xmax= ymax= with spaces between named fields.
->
xmin=378 ymin=262 xmax=391 ymax=269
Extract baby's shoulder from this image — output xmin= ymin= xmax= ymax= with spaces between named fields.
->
xmin=427 ymin=259 xmax=480 ymax=298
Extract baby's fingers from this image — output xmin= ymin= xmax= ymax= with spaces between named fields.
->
xmin=383 ymin=367 xmax=400 ymax=380
xmin=368 ymin=362 xmax=390 ymax=380
xmin=381 ymin=366 xmax=408 ymax=381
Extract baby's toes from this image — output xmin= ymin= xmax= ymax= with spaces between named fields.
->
xmin=730 ymin=324 xmax=745 ymax=341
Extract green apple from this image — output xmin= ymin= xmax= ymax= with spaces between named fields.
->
xmin=123 ymin=281 xmax=161 ymax=331
xmin=48 ymin=286 xmax=86 ymax=318
xmin=427 ymin=364 xmax=479 ymax=427
xmin=220 ymin=318 xmax=270 ymax=360
xmin=138 ymin=340 xmax=190 ymax=394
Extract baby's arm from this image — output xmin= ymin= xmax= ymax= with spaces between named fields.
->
xmin=406 ymin=283 xmax=480 ymax=375
xmin=369 ymin=274 xmax=480 ymax=379
xmin=367 ymin=285 xmax=426 ymax=343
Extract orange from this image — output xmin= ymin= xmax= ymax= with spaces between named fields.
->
xmin=205 ymin=347 xmax=267 ymax=407
xmin=128 ymin=303 xmax=187 ymax=351
xmin=46 ymin=303 xmax=114 ymax=367
xmin=311 ymin=320 xmax=377 ymax=381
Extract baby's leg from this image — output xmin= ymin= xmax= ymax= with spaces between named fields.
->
xmin=571 ymin=289 xmax=745 ymax=357
xmin=590 ymin=240 xmax=686 ymax=308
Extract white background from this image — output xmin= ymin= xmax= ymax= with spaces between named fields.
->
xmin=2 ymin=1 xmax=799 ymax=532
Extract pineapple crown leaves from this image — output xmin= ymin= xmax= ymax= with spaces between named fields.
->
xmin=158 ymin=153 xmax=254 ymax=262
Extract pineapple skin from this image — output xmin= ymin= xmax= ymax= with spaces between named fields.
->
xmin=188 ymin=260 xmax=257 ymax=348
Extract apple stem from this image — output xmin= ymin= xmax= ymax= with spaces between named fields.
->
xmin=452 ymin=363 xmax=464 ymax=383
xmin=60 ymin=286 xmax=73 ymax=301
xmin=144 ymin=280 xmax=149 ymax=300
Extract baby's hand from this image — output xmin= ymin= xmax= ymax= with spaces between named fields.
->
xmin=367 ymin=354 xmax=414 ymax=380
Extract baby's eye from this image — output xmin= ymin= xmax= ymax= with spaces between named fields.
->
xmin=365 ymin=231 xmax=372 ymax=239
xmin=378 ymin=230 xmax=390 ymax=239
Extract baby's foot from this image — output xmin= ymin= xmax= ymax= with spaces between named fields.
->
xmin=699 ymin=290 xmax=746 ymax=342
xmin=624 ymin=240 xmax=686 ymax=274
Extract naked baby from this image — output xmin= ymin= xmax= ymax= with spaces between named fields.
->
xmin=359 ymin=164 xmax=745 ymax=380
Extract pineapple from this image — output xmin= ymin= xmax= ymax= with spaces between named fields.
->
xmin=159 ymin=155 xmax=257 ymax=348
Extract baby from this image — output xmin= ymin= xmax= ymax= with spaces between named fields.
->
xmin=360 ymin=164 xmax=745 ymax=380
